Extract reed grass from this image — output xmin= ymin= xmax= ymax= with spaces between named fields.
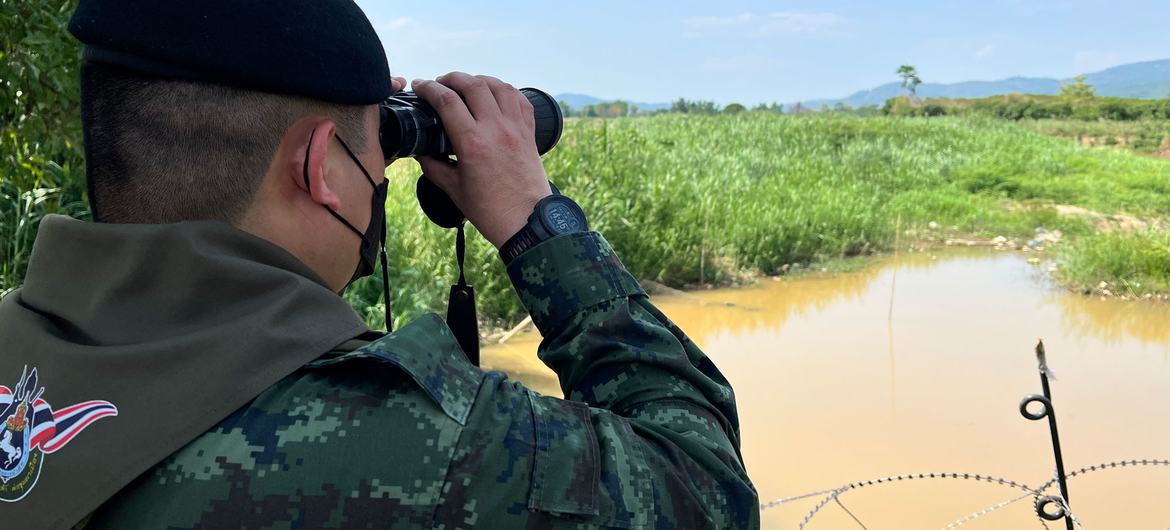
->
xmin=1057 ymin=230 xmax=1170 ymax=296
xmin=1020 ymin=119 xmax=1170 ymax=153
xmin=344 ymin=114 xmax=1170 ymax=328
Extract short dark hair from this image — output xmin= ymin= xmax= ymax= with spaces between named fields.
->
xmin=80 ymin=62 xmax=370 ymax=224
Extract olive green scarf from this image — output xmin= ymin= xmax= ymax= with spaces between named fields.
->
xmin=0 ymin=215 xmax=369 ymax=528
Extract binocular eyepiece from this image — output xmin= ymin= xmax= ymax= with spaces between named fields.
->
xmin=379 ymin=88 xmax=564 ymax=159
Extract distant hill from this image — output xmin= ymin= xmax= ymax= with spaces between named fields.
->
xmin=555 ymin=59 xmax=1170 ymax=112
xmin=555 ymin=93 xmax=671 ymax=112
xmin=803 ymin=59 xmax=1170 ymax=109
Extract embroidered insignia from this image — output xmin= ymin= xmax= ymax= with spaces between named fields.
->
xmin=0 ymin=366 xmax=117 ymax=502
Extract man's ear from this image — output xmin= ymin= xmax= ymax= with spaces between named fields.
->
xmin=288 ymin=118 xmax=341 ymax=211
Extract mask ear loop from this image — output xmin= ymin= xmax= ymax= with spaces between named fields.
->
xmin=304 ymin=130 xmax=370 ymax=238
xmin=336 ymin=135 xmax=375 ymax=186
xmin=337 ymin=135 xmax=394 ymax=332
xmin=305 ymin=129 xmax=393 ymax=332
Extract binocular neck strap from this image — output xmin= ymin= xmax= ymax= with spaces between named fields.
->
xmin=446 ymin=223 xmax=480 ymax=365
xmin=380 ymin=222 xmax=392 ymax=332
xmin=456 ymin=223 xmax=468 ymax=287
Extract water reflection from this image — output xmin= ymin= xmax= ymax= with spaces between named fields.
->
xmin=481 ymin=251 xmax=1170 ymax=529
xmin=1054 ymin=293 xmax=1170 ymax=346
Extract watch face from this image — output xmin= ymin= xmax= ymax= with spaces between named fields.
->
xmin=541 ymin=197 xmax=585 ymax=234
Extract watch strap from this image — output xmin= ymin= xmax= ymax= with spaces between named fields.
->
xmin=499 ymin=194 xmax=586 ymax=266
xmin=500 ymin=221 xmax=542 ymax=265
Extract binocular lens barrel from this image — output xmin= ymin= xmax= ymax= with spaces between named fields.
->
xmin=524 ymin=89 xmax=563 ymax=155
xmin=380 ymin=87 xmax=564 ymax=159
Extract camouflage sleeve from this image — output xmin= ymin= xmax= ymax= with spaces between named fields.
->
xmin=503 ymin=231 xmax=760 ymax=528
xmin=77 ymin=232 xmax=756 ymax=529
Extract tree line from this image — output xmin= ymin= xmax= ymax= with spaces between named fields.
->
xmin=883 ymin=76 xmax=1170 ymax=121
xmin=560 ymin=97 xmax=882 ymax=118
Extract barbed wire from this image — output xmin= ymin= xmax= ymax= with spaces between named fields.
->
xmin=760 ymin=458 xmax=1170 ymax=529
xmin=784 ymin=470 xmax=1042 ymax=529
xmin=761 ymin=487 xmax=842 ymax=509
xmin=941 ymin=491 xmax=1036 ymax=530
xmin=1037 ymin=459 xmax=1170 ymax=491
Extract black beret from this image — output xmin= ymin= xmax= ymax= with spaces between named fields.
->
xmin=68 ymin=0 xmax=392 ymax=105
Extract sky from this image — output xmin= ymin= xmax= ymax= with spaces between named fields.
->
xmin=354 ymin=0 xmax=1170 ymax=106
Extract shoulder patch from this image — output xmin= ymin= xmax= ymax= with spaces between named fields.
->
xmin=335 ymin=314 xmax=484 ymax=425
xmin=0 ymin=365 xmax=118 ymax=502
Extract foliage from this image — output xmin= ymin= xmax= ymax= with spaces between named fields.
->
xmin=896 ymin=65 xmax=922 ymax=97
xmin=1058 ymin=230 xmax=1170 ymax=295
xmin=670 ymin=98 xmax=719 ymax=115
xmin=573 ymin=100 xmax=634 ymax=118
xmin=722 ymin=103 xmax=746 ymax=114
xmin=1059 ymin=75 xmax=1097 ymax=102
xmin=816 ymin=103 xmax=883 ymax=117
xmin=1 ymin=0 xmax=88 ymax=296
xmin=341 ymin=114 xmax=1170 ymax=328
xmin=1018 ymin=119 xmax=1170 ymax=154
xmin=883 ymin=93 xmax=1170 ymax=122
xmin=751 ymin=102 xmax=785 ymax=113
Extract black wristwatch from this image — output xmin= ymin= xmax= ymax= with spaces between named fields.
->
xmin=499 ymin=194 xmax=589 ymax=265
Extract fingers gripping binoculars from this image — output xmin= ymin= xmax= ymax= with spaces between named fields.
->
xmin=377 ymin=87 xmax=564 ymax=365
xmin=380 ymin=87 xmax=564 ymax=159
xmin=380 ymin=87 xmax=563 ymax=228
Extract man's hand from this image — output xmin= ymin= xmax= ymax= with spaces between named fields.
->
xmin=411 ymin=72 xmax=553 ymax=249
xmin=391 ymin=76 xmax=408 ymax=94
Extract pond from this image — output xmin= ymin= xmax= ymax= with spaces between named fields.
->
xmin=481 ymin=250 xmax=1170 ymax=529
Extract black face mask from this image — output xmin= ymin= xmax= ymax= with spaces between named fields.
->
xmin=302 ymin=131 xmax=389 ymax=285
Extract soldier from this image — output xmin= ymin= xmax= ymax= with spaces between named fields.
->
xmin=0 ymin=0 xmax=758 ymax=528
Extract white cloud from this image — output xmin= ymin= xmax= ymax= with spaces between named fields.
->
xmin=684 ymin=12 xmax=847 ymax=37
xmin=975 ymin=44 xmax=995 ymax=59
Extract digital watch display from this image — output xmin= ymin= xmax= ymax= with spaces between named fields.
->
xmin=500 ymin=195 xmax=589 ymax=265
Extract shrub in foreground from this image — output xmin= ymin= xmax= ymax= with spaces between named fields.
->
xmin=1058 ymin=230 xmax=1170 ymax=296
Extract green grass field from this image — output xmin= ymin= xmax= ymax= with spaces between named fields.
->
xmin=343 ymin=113 xmax=1170 ymax=329
xmin=1058 ymin=230 xmax=1170 ymax=297
xmin=1019 ymin=119 xmax=1170 ymax=154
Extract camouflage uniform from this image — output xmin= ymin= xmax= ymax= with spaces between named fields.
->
xmin=83 ymin=232 xmax=758 ymax=529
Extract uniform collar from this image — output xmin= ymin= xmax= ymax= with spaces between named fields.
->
xmin=0 ymin=215 xmax=370 ymax=528
xmin=20 ymin=215 xmax=358 ymax=346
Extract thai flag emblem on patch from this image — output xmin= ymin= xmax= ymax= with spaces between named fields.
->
xmin=0 ymin=365 xmax=117 ymax=502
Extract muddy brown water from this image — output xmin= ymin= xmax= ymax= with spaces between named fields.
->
xmin=481 ymin=250 xmax=1170 ymax=529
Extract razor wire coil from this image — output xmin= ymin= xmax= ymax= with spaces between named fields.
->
xmin=758 ymin=458 xmax=1170 ymax=529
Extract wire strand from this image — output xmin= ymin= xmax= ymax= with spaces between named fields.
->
xmin=758 ymin=458 xmax=1170 ymax=530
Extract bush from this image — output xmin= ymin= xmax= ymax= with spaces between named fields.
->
xmin=1 ymin=0 xmax=88 ymax=295
xmin=883 ymin=93 xmax=1170 ymax=123
xmin=1058 ymin=231 xmax=1170 ymax=295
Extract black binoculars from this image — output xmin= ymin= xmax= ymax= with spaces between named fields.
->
xmin=383 ymin=87 xmax=564 ymax=230
xmin=379 ymin=88 xmax=565 ymax=365
xmin=379 ymin=88 xmax=563 ymax=159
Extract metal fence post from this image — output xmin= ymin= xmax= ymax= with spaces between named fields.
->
xmin=1019 ymin=339 xmax=1074 ymax=530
